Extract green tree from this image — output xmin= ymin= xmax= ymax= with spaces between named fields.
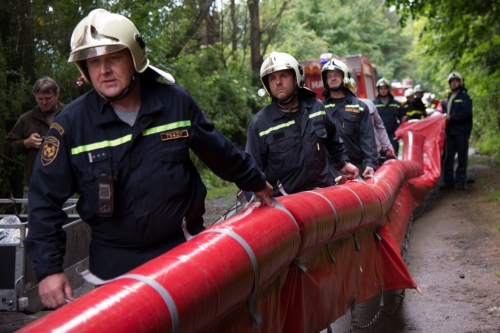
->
xmin=386 ymin=0 xmax=500 ymax=157
xmin=271 ymin=0 xmax=414 ymax=80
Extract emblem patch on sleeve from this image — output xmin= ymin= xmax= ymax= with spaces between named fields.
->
xmin=49 ymin=122 xmax=65 ymax=135
xmin=160 ymin=129 xmax=189 ymax=141
xmin=41 ymin=136 xmax=60 ymax=166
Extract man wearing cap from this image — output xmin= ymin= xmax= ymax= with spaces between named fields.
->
xmin=246 ymin=52 xmax=358 ymax=197
xmin=440 ymin=71 xmax=473 ymax=191
xmin=321 ymin=59 xmax=378 ymax=177
xmin=24 ymin=9 xmax=273 ymax=309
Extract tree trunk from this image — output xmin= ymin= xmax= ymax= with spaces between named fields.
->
xmin=0 ymin=0 xmax=36 ymax=108
xmin=248 ymin=0 xmax=262 ymax=75
xmin=230 ymin=0 xmax=238 ymax=54
xmin=165 ymin=0 xmax=214 ymax=59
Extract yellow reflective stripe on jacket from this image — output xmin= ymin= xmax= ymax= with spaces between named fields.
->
xmin=345 ymin=104 xmax=364 ymax=112
xmin=324 ymin=104 xmax=335 ymax=108
xmin=71 ymin=134 xmax=132 ymax=155
xmin=389 ymin=103 xmax=400 ymax=108
xmin=375 ymin=104 xmax=385 ymax=107
xmin=453 ymin=99 xmax=463 ymax=103
xmin=71 ymin=120 xmax=191 ymax=155
xmin=259 ymin=120 xmax=295 ymax=137
xmin=407 ymin=110 xmax=426 ymax=116
xmin=309 ymin=110 xmax=327 ymax=118
xmin=142 ymin=120 xmax=191 ymax=136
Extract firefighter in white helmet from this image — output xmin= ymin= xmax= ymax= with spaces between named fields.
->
xmin=246 ymin=51 xmax=358 ymax=196
xmin=321 ymin=59 xmax=378 ymax=176
xmin=440 ymin=71 xmax=472 ymax=191
xmin=348 ymin=76 xmax=395 ymax=165
xmin=405 ymin=84 xmax=427 ymax=120
xmin=25 ymin=8 xmax=274 ymax=309
xmin=406 ymin=85 xmax=426 ymax=120
xmin=373 ymin=77 xmax=405 ymax=156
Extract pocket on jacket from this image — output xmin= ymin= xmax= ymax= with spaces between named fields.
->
xmin=268 ymin=137 xmax=300 ymax=172
xmin=160 ymin=145 xmax=190 ymax=199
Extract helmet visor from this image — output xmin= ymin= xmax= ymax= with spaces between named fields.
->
xmin=261 ymin=64 xmax=292 ymax=78
xmin=68 ymin=45 xmax=127 ymax=62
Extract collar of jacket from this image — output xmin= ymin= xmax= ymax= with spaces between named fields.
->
xmin=268 ymin=95 xmax=316 ymax=121
xmin=375 ymin=92 xmax=394 ymax=100
xmin=447 ymin=88 xmax=467 ymax=98
xmin=31 ymin=101 xmax=65 ymax=120
xmin=324 ymin=92 xmax=355 ymax=106
xmin=373 ymin=95 xmax=396 ymax=104
xmin=93 ymin=82 xmax=164 ymax=126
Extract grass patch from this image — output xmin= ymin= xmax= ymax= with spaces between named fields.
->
xmin=480 ymin=188 xmax=500 ymax=202
xmin=496 ymin=272 xmax=500 ymax=278
xmin=206 ymin=183 xmax=238 ymax=200
xmin=467 ymin=155 xmax=491 ymax=165
xmin=199 ymin=169 xmax=239 ymax=200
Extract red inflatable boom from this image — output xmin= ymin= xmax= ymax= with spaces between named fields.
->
xmin=18 ymin=115 xmax=446 ymax=333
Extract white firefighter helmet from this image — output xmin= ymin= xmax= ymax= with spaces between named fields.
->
xmin=404 ymin=88 xmax=414 ymax=97
xmin=376 ymin=78 xmax=391 ymax=88
xmin=259 ymin=51 xmax=304 ymax=96
xmin=320 ymin=59 xmax=352 ymax=89
xmin=414 ymin=84 xmax=424 ymax=93
xmin=447 ymin=71 xmax=463 ymax=86
xmin=68 ymin=8 xmax=174 ymax=84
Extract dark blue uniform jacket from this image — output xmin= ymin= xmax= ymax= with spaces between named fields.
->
xmin=25 ymin=79 xmax=266 ymax=281
xmin=447 ymin=89 xmax=473 ymax=136
xmin=373 ymin=96 xmax=405 ymax=134
xmin=406 ymin=98 xmax=426 ymax=120
xmin=323 ymin=93 xmax=378 ymax=171
xmin=246 ymin=94 xmax=349 ymax=197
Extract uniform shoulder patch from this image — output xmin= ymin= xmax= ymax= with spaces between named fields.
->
xmin=49 ymin=122 xmax=65 ymax=135
xmin=41 ymin=136 xmax=60 ymax=166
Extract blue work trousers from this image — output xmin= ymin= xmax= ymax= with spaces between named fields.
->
xmin=444 ymin=134 xmax=469 ymax=185
xmin=388 ymin=132 xmax=399 ymax=156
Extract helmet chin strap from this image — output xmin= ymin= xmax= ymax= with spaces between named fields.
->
xmin=103 ymin=74 xmax=137 ymax=103
xmin=329 ymin=84 xmax=343 ymax=92
xmin=276 ymin=85 xmax=299 ymax=106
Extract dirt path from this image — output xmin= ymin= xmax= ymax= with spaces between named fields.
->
xmin=327 ymin=162 xmax=500 ymax=332
xmin=1 ymin=162 xmax=499 ymax=333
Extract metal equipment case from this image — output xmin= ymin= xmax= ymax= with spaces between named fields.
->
xmin=0 ymin=199 xmax=90 ymax=313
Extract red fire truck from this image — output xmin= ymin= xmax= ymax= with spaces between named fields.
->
xmin=299 ymin=53 xmax=378 ymax=100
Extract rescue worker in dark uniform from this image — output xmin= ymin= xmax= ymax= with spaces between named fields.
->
xmin=246 ymin=52 xmax=358 ymax=197
xmin=426 ymin=93 xmax=437 ymax=110
xmin=402 ymin=88 xmax=413 ymax=122
xmin=406 ymin=84 xmax=427 ymax=120
xmin=373 ymin=78 xmax=406 ymax=155
xmin=440 ymin=71 xmax=473 ymax=191
xmin=321 ymin=60 xmax=378 ymax=177
xmin=24 ymin=9 xmax=274 ymax=309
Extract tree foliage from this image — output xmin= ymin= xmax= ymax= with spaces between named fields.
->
xmin=0 ymin=0 xmax=426 ymax=197
xmin=386 ymin=0 xmax=500 ymax=157
xmin=271 ymin=0 xmax=414 ymax=80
